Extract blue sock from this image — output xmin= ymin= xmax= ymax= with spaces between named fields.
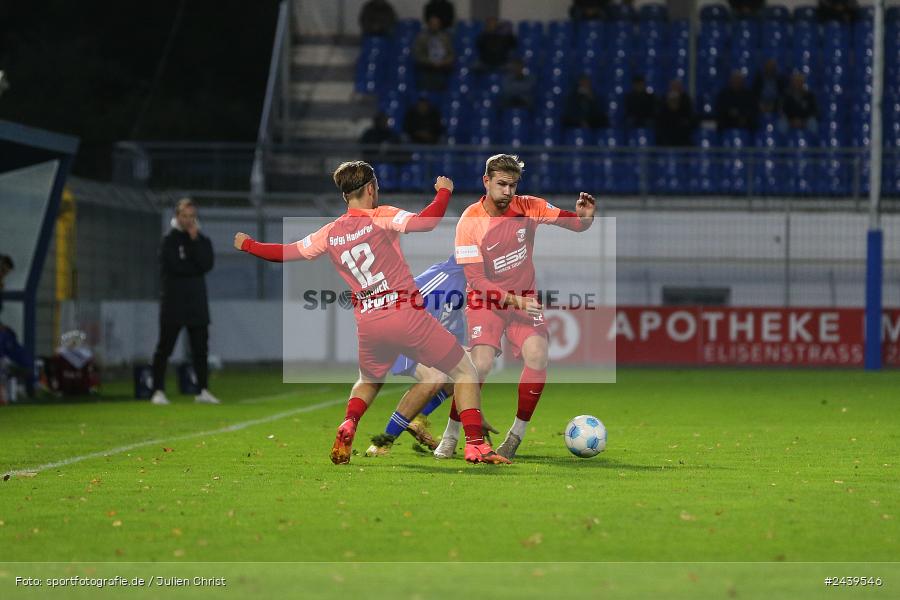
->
xmin=421 ymin=389 xmax=449 ymax=417
xmin=385 ymin=411 xmax=411 ymax=437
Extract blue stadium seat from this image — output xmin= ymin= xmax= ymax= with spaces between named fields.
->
xmin=533 ymin=152 xmax=559 ymax=193
xmin=455 ymin=37 xmax=478 ymax=70
xmin=563 ymin=127 xmax=595 ymax=147
xmin=399 ymin=159 xmax=425 ymax=192
xmin=374 ymin=162 xmax=398 ymax=191
xmin=434 ymin=151 xmax=459 ymax=182
xmin=761 ymin=21 xmax=790 ymax=67
xmin=753 ymin=129 xmax=783 ymax=196
xmin=721 ymin=129 xmax=750 ymax=195
xmin=691 ymin=129 xmax=719 ymax=194
xmin=454 ymin=20 xmax=484 ymax=43
xmin=577 ymin=21 xmax=606 ymax=53
xmin=884 ymin=136 xmax=900 ymax=196
xmin=517 ymin=21 xmax=544 ymax=41
xmin=501 ymin=108 xmax=533 ymax=147
xmin=607 ymin=3 xmax=636 ymax=21
xmin=731 ymin=20 xmax=760 ymax=77
xmin=787 ymin=130 xmax=817 ymax=196
xmin=564 ymin=154 xmax=595 ymax=193
xmin=819 ymin=148 xmax=850 ymax=196
xmin=638 ymin=3 xmax=668 ymax=21
xmin=395 ymin=18 xmax=421 ymax=37
xmin=700 ymin=5 xmax=730 ymax=21
xmin=594 ymin=129 xmax=630 ymax=194
xmin=793 ymin=6 xmax=818 ymax=21
xmin=654 ymin=151 xmax=689 ymax=195
xmin=668 ymin=20 xmax=691 ymax=82
xmin=762 ymin=5 xmax=791 ymax=21
xmin=355 ymin=36 xmax=389 ymax=94
xmin=547 ymin=21 xmax=573 ymax=42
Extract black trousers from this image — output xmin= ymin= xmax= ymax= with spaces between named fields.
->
xmin=152 ymin=320 xmax=208 ymax=392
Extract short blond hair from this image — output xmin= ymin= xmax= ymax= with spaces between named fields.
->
xmin=484 ymin=154 xmax=525 ymax=178
xmin=175 ymin=197 xmax=195 ymax=214
xmin=333 ymin=161 xmax=376 ymax=199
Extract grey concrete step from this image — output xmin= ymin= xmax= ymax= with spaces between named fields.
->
xmin=290 ymin=98 xmax=377 ymax=121
xmin=292 ymin=43 xmax=358 ymax=67
xmin=292 ymin=64 xmax=356 ymax=83
xmin=286 ymin=117 xmax=370 ymax=140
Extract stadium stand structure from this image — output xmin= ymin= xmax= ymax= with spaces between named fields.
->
xmin=346 ymin=4 xmax=900 ymax=196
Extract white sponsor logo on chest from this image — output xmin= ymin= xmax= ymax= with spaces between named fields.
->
xmin=492 ymin=244 xmax=528 ymax=273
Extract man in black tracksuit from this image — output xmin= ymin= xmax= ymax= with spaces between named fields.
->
xmin=150 ymin=198 xmax=219 ymax=405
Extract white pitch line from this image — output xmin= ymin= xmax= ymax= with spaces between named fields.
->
xmin=1 ymin=396 xmax=347 ymax=479
xmin=237 ymin=385 xmax=335 ymax=404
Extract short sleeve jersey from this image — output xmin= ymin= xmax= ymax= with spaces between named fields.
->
xmin=454 ymin=195 xmax=561 ymax=296
xmin=293 ymin=205 xmax=419 ymax=319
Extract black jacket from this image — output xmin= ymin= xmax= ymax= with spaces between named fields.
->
xmin=159 ymin=225 xmax=214 ymax=326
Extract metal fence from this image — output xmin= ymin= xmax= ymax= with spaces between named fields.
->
xmin=113 ymin=140 xmax=900 ymax=202
xmin=48 ymin=175 xmax=900 ymax=367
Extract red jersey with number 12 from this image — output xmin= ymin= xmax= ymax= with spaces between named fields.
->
xmin=288 ymin=205 xmax=419 ymax=320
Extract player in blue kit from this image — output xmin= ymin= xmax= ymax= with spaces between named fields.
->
xmin=365 ymin=255 xmax=496 ymax=456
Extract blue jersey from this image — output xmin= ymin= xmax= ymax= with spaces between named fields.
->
xmin=390 ymin=256 xmax=467 ymax=377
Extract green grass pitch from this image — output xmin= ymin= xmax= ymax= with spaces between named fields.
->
xmin=1 ymin=368 xmax=898 ymax=598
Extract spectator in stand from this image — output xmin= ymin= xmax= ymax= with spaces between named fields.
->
xmin=359 ymin=0 xmax=397 ymax=37
xmin=423 ymin=0 xmax=455 ymax=31
xmin=501 ymin=59 xmax=537 ymax=111
xmin=728 ymin=0 xmax=764 ymax=18
xmin=562 ymin=75 xmax=610 ymax=130
xmin=475 ymin=18 xmax=517 ymax=72
xmin=818 ymin=0 xmax=859 ymax=23
xmin=404 ymin=95 xmax=444 ymax=144
xmin=779 ymin=71 xmax=819 ymax=134
xmin=414 ymin=16 xmax=455 ymax=91
xmin=624 ymin=74 xmax=657 ymax=130
xmin=569 ymin=0 xmax=609 ymax=20
xmin=359 ymin=112 xmax=401 ymax=163
xmin=655 ymin=79 xmax=695 ymax=146
xmin=752 ymin=58 xmax=787 ymax=119
xmin=715 ymin=70 xmax=757 ymax=132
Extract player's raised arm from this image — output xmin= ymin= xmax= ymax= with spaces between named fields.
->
xmin=234 ymin=223 xmax=330 ymax=262
xmin=554 ymin=191 xmax=595 ymax=231
xmin=403 ymin=176 xmax=454 ymax=232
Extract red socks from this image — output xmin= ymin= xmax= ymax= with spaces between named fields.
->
xmin=449 ymin=380 xmax=484 ymax=423
xmin=459 ymin=408 xmax=484 ymax=445
xmin=345 ymin=397 xmax=368 ymax=423
xmin=516 ymin=366 xmax=546 ymax=422
xmin=449 ymin=399 xmax=460 ymax=422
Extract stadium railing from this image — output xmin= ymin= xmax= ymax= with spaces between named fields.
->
xmin=113 ymin=140 xmax=899 ymax=203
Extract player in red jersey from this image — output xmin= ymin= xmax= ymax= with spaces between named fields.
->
xmin=233 ymin=161 xmax=508 ymax=465
xmin=434 ymin=154 xmax=595 ymax=460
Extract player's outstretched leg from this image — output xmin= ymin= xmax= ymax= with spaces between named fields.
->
xmin=434 ymin=387 xmax=495 ymax=457
xmin=434 ymin=400 xmax=461 ymax=459
xmin=331 ymin=379 xmax=381 ymax=465
xmin=445 ymin=353 xmax=509 ymax=465
xmin=368 ymin=370 xmax=447 ymax=457
xmin=497 ymin=336 xmax=548 ymax=461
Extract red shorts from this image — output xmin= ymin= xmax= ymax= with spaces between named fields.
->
xmin=466 ymin=306 xmax=548 ymax=358
xmin=356 ymin=309 xmax=464 ymax=381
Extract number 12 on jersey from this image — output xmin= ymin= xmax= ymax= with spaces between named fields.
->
xmin=340 ymin=243 xmax=386 ymax=288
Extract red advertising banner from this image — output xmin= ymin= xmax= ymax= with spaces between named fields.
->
xmin=545 ymin=307 xmax=900 ymax=367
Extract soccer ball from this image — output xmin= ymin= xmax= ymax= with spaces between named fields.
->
xmin=564 ymin=415 xmax=607 ymax=458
